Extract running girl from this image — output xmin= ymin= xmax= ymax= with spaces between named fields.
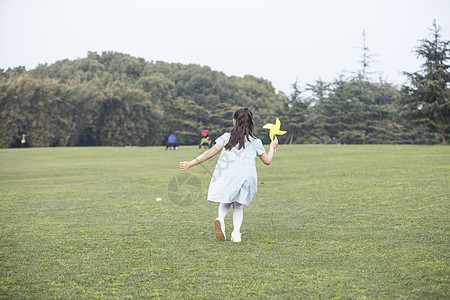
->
xmin=180 ymin=108 xmax=278 ymax=242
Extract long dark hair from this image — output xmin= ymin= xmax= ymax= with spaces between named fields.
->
xmin=224 ymin=108 xmax=256 ymax=151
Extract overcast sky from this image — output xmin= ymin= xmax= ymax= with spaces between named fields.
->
xmin=1 ymin=0 xmax=449 ymax=95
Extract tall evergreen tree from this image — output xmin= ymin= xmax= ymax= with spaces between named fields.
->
xmin=280 ymin=80 xmax=313 ymax=144
xmin=402 ymin=20 xmax=450 ymax=144
xmin=307 ymin=79 xmax=331 ymax=143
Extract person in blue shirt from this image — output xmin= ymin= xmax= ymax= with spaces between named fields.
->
xmin=166 ymin=134 xmax=179 ymax=150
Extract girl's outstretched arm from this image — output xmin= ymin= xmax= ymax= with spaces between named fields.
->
xmin=259 ymin=136 xmax=278 ymax=165
xmin=179 ymin=144 xmax=222 ymax=170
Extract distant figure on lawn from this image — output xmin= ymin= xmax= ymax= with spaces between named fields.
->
xmin=199 ymin=129 xmax=211 ymax=148
xmin=165 ymin=134 xmax=179 ymax=150
xmin=199 ymin=136 xmax=211 ymax=149
xmin=180 ymin=108 xmax=278 ymax=243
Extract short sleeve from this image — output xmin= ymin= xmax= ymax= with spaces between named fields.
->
xmin=254 ymin=139 xmax=265 ymax=156
xmin=215 ymin=133 xmax=230 ymax=149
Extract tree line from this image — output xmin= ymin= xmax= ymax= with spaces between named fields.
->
xmin=0 ymin=22 xmax=448 ymax=147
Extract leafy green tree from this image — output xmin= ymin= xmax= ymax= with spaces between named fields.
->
xmin=68 ymin=78 xmax=106 ymax=146
xmin=0 ymin=66 xmax=27 ymax=83
xmin=402 ymin=20 xmax=450 ymax=144
xmin=0 ymin=75 xmax=74 ymax=147
xmin=0 ymin=77 xmax=27 ymax=147
xmin=97 ymin=81 xmax=163 ymax=146
xmin=208 ymin=102 xmax=241 ymax=138
xmin=167 ymin=97 xmax=207 ymax=144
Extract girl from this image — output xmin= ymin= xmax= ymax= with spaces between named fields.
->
xmin=179 ymin=108 xmax=278 ymax=242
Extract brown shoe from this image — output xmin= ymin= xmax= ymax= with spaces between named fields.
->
xmin=214 ymin=218 xmax=226 ymax=241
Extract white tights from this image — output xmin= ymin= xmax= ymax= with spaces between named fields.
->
xmin=218 ymin=202 xmax=243 ymax=234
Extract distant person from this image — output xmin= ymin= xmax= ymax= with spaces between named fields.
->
xmin=166 ymin=134 xmax=179 ymax=150
xmin=179 ymin=108 xmax=278 ymax=243
xmin=199 ymin=136 xmax=211 ymax=149
xmin=21 ymin=134 xmax=26 ymax=148
xmin=199 ymin=129 xmax=211 ymax=148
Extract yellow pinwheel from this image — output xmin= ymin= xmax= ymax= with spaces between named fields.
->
xmin=262 ymin=117 xmax=287 ymax=141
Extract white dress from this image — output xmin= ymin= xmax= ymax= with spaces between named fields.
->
xmin=207 ymin=132 xmax=266 ymax=206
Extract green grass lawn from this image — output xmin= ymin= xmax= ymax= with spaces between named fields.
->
xmin=0 ymin=145 xmax=448 ymax=299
